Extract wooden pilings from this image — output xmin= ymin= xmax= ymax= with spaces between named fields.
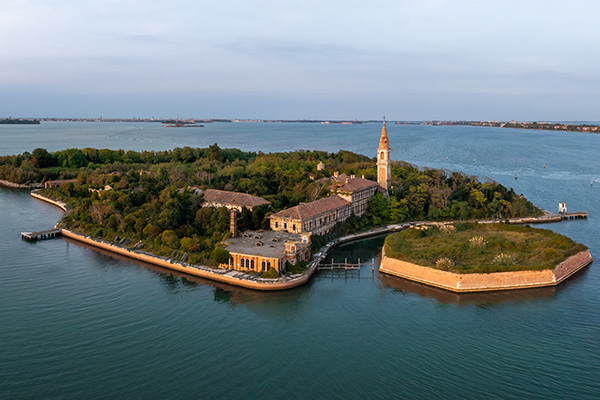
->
xmin=317 ymin=257 xmax=376 ymax=275
xmin=21 ymin=228 xmax=61 ymax=241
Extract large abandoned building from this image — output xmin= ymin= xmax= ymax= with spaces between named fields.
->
xmin=220 ymin=230 xmax=311 ymax=274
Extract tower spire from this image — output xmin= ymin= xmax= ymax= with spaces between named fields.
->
xmin=377 ymin=119 xmax=391 ymax=193
xmin=379 ymin=118 xmax=389 ymax=149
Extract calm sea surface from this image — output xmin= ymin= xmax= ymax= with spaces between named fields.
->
xmin=1 ymin=122 xmax=599 ymax=399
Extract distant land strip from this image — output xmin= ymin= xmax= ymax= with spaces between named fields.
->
xmin=0 ymin=118 xmax=40 ymax=125
xmin=423 ymin=120 xmax=600 ymax=133
xmin=2 ymin=117 xmax=599 ymax=133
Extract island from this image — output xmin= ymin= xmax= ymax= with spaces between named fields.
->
xmin=380 ymin=223 xmax=592 ymax=292
xmin=0 ymin=118 xmax=40 ymax=124
xmin=3 ymin=122 xmax=590 ymax=291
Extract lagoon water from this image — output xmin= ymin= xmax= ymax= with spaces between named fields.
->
xmin=1 ymin=122 xmax=599 ymax=399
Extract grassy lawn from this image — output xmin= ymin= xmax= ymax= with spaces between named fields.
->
xmin=384 ymin=223 xmax=587 ymax=273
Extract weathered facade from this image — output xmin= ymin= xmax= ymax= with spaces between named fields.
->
xmin=221 ymin=230 xmax=311 ymax=274
xmin=333 ymin=176 xmax=379 ymax=216
xmin=269 ymin=196 xmax=352 ymax=235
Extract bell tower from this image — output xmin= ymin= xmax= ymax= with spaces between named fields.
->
xmin=377 ymin=119 xmax=391 ymax=192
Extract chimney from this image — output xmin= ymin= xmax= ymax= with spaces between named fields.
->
xmin=230 ymin=210 xmax=239 ymax=237
xmin=350 ymin=174 xmax=355 ymax=179
xmin=362 ymin=175 xmax=365 ymax=179
xmin=334 ymin=171 xmax=339 ymax=177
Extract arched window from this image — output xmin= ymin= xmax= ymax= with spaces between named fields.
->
xmin=261 ymin=261 xmax=266 ymax=271
xmin=251 ymin=259 xmax=255 ymax=269
xmin=292 ymin=224 xmax=296 ymax=231
xmin=380 ymin=151 xmax=385 ymax=159
xmin=267 ymin=261 xmax=271 ymax=269
xmin=275 ymin=221 xmax=278 ymax=228
xmin=240 ymin=258 xmax=244 ymax=268
xmin=284 ymin=222 xmax=287 ymax=230
xmin=246 ymin=259 xmax=250 ymax=268
xmin=229 ymin=256 xmax=234 ymax=266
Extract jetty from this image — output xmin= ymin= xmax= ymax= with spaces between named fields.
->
xmin=21 ymin=228 xmax=61 ymax=241
xmin=318 ymin=258 xmax=376 ymax=273
xmin=507 ymin=211 xmax=588 ymax=225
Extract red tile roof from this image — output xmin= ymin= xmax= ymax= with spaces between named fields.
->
xmin=270 ymin=196 xmax=350 ymax=220
xmin=335 ymin=177 xmax=379 ymax=192
xmin=203 ymin=189 xmax=271 ymax=208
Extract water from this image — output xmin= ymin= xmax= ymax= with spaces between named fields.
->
xmin=1 ymin=122 xmax=599 ymax=399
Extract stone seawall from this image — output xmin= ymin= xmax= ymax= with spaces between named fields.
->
xmin=60 ymin=229 xmax=316 ymax=291
xmin=30 ymin=191 xmax=67 ymax=212
xmin=379 ymin=249 xmax=592 ymax=292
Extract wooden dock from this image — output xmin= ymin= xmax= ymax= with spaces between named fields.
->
xmin=21 ymin=228 xmax=62 ymax=241
xmin=318 ymin=258 xmax=375 ymax=274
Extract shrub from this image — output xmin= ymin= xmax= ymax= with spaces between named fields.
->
xmin=492 ymin=253 xmax=516 ymax=266
xmin=469 ymin=236 xmax=487 ymax=248
xmin=435 ymin=257 xmax=454 ymax=270
xmin=261 ymin=267 xmax=279 ymax=279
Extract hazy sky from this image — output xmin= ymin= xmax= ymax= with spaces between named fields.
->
xmin=2 ymin=0 xmax=599 ymax=120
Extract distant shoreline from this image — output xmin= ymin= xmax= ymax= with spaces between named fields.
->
xmin=4 ymin=118 xmax=599 ymax=133
xmin=423 ymin=120 xmax=600 ymax=133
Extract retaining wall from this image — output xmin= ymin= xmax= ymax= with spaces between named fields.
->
xmin=379 ymin=249 xmax=592 ymax=292
xmin=61 ymin=229 xmax=315 ymax=291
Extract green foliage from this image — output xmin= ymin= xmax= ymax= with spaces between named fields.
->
xmin=211 ymin=247 xmax=230 ymax=265
xmin=385 ymin=223 xmax=586 ymax=273
xmin=261 ymin=267 xmax=279 ymax=279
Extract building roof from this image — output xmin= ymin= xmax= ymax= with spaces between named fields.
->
xmin=203 ymin=189 xmax=271 ymax=208
xmin=379 ymin=120 xmax=390 ymax=150
xmin=270 ymin=195 xmax=350 ymax=221
xmin=334 ymin=177 xmax=379 ymax=193
xmin=223 ymin=230 xmax=306 ymax=258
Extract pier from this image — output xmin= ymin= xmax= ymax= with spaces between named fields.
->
xmin=21 ymin=228 xmax=62 ymax=241
xmin=507 ymin=211 xmax=588 ymax=225
xmin=318 ymin=258 xmax=375 ymax=274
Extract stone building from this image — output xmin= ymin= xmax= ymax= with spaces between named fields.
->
xmin=221 ymin=230 xmax=311 ymax=274
xmin=44 ymin=179 xmax=77 ymax=188
xmin=203 ymin=188 xmax=271 ymax=211
xmin=269 ymin=195 xmax=352 ymax=235
xmin=331 ymin=174 xmax=379 ymax=216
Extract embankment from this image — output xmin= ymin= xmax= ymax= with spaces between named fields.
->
xmin=61 ymin=229 xmax=315 ymax=290
xmin=379 ymin=248 xmax=593 ymax=292
xmin=30 ymin=191 xmax=67 ymax=212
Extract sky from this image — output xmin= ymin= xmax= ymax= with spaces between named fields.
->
xmin=2 ymin=0 xmax=599 ymax=120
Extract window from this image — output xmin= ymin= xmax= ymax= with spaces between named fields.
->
xmin=267 ymin=261 xmax=271 ymax=269
xmin=240 ymin=257 xmax=245 ymax=267
xmin=246 ymin=259 xmax=250 ymax=268
xmin=284 ymin=222 xmax=287 ymax=230
xmin=251 ymin=259 xmax=255 ymax=269
xmin=275 ymin=221 xmax=278 ymax=228
xmin=292 ymin=224 xmax=296 ymax=231
xmin=261 ymin=261 xmax=266 ymax=271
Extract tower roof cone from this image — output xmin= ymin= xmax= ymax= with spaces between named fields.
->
xmin=379 ymin=120 xmax=389 ymax=149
